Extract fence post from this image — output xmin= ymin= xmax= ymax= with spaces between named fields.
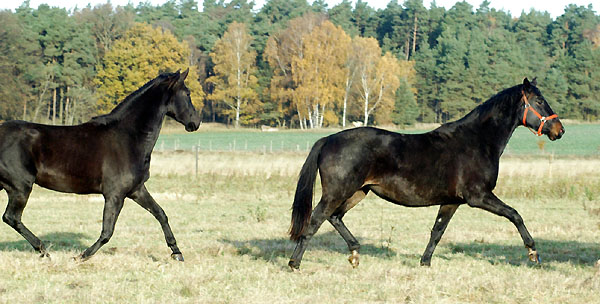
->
xmin=194 ymin=145 xmax=199 ymax=178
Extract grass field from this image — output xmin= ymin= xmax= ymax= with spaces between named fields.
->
xmin=0 ymin=149 xmax=598 ymax=303
xmin=157 ymin=123 xmax=600 ymax=156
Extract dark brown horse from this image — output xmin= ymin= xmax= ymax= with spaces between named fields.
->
xmin=288 ymin=78 xmax=564 ymax=270
xmin=0 ymin=69 xmax=200 ymax=261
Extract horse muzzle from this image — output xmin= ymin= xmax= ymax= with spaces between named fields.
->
xmin=547 ymin=121 xmax=565 ymax=141
xmin=185 ymin=121 xmax=199 ymax=132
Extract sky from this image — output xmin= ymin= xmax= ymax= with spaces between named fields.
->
xmin=0 ymin=0 xmax=596 ymax=19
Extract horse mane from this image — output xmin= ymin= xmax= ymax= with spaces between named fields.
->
xmin=89 ymin=73 xmax=173 ymax=125
xmin=438 ymin=84 xmax=523 ymax=131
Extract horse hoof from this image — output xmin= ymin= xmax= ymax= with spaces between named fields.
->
xmin=348 ymin=250 xmax=359 ymax=268
xmin=171 ymin=253 xmax=184 ymax=262
xmin=420 ymin=260 xmax=431 ymax=267
xmin=289 ymin=266 xmax=301 ymax=273
xmin=288 ymin=260 xmax=300 ymax=272
xmin=73 ymin=254 xmax=90 ymax=262
xmin=528 ymin=249 xmax=541 ymax=264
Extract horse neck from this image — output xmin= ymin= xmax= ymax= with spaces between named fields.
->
xmin=115 ymin=88 xmax=170 ymax=152
xmin=451 ymin=91 xmax=521 ymax=157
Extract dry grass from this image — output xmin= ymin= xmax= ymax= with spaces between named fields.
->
xmin=0 ymin=152 xmax=598 ymax=303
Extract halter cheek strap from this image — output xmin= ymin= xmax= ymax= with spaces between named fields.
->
xmin=521 ymin=90 xmax=558 ymax=136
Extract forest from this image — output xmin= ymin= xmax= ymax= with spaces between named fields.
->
xmin=0 ymin=0 xmax=599 ymax=128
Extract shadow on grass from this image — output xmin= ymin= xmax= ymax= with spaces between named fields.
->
xmin=220 ymin=230 xmax=398 ymax=263
xmin=448 ymin=238 xmax=600 ymax=267
xmin=0 ymin=232 xmax=90 ymax=253
xmin=222 ymin=233 xmax=599 ymax=269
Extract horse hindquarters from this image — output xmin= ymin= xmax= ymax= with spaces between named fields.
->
xmin=0 ymin=125 xmax=48 ymax=256
xmin=289 ymin=134 xmax=372 ymax=270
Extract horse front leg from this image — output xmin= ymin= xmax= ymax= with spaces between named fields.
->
xmin=466 ymin=191 xmax=540 ymax=264
xmin=128 ymin=185 xmax=183 ymax=261
xmin=420 ymin=204 xmax=459 ymax=266
xmin=79 ymin=195 xmax=125 ymax=260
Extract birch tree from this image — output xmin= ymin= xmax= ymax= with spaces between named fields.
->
xmin=292 ymin=20 xmax=350 ymax=128
xmin=265 ymin=13 xmax=326 ymax=129
xmin=353 ymin=37 xmax=403 ymax=126
xmin=207 ymin=22 xmax=259 ymax=128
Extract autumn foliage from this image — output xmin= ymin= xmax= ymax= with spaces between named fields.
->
xmin=94 ymin=23 xmax=204 ymax=113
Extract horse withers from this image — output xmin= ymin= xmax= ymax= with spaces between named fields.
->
xmin=0 ymin=69 xmax=200 ymax=261
xmin=288 ymin=78 xmax=564 ymax=270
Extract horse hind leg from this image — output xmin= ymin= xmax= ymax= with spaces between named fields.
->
xmin=288 ymin=196 xmax=342 ymax=270
xmin=328 ymin=189 xmax=368 ymax=268
xmin=128 ymin=185 xmax=183 ymax=261
xmin=2 ymin=186 xmax=49 ymax=257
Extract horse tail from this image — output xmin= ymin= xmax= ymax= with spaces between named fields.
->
xmin=289 ymin=137 xmax=328 ymax=242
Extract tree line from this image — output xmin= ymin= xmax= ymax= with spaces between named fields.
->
xmin=0 ymin=0 xmax=598 ymax=128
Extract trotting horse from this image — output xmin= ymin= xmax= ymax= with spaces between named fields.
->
xmin=0 ymin=69 xmax=200 ymax=261
xmin=288 ymin=78 xmax=565 ymax=270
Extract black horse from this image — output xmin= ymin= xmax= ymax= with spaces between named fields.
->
xmin=0 ymin=69 xmax=200 ymax=261
xmin=288 ymin=78 xmax=565 ymax=270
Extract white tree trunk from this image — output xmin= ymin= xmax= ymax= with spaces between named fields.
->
xmin=363 ymin=91 xmax=369 ymax=126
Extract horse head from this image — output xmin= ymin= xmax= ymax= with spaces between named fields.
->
xmin=164 ymin=68 xmax=201 ymax=132
xmin=520 ymin=77 xmax=565 ymax=141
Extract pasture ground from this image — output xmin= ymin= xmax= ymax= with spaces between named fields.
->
xmin=0 ymin=129 xmax=599 ymax=303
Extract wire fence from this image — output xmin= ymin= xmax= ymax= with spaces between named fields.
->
xmin=155 ymin=124 xmax=600 ymax=156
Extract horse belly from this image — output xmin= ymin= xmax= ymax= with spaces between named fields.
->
xmin=35 ymin=168 xmax=102 ymax=194
xmin=368 ymin=173 xmax=455 ymax=207
xmin=34 ymin=148 xmax=104 ymax=194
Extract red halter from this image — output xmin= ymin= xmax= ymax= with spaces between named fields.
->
xmin=521 ymin=90 xmax=558 ymax=136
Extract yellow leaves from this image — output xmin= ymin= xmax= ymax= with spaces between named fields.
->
xmin=95 ymin=22 xmax=204 ymax=113
xmin=266 ymin=14 xmax=352 ymax=128
xmin=296 ymin=20 xmax=351 ymax=108
xmin=350 ymin=36 xmax=416 ymax=125
xmin=207 ymin=22 xmax=259 ymax=127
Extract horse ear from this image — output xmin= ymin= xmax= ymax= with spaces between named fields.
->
xmin=531 ymin=77 xmax=537 ymax=86
xmin=166 ymin=70 xmax=181 ymax=90
xmin=180 ymin=68 xmax=189 ymax=82
xmin=523 ymin=77 xmax=531 ymax=89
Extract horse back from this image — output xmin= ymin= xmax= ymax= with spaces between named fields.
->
xmin=0 ymin=120 xmax=134 ymax=194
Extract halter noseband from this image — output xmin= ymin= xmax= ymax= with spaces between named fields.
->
xmin=521 ymin=90 xmax=558 ymax=136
